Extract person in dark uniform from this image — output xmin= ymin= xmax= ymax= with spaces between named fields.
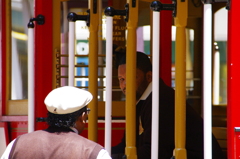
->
xmin=1 ymin=86 xmax=111 ymax=159
xmin=111 ymin=51 xmax=225 ymax=159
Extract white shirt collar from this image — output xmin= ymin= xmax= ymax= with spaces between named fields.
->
xmin=69 ymin=127 xmax=78 ymax=134
xmin=136 ymin=82 xmax=152 ymax=104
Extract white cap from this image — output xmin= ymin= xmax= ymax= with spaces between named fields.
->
xmin=44 ymin=86 xmax=93 ymax=114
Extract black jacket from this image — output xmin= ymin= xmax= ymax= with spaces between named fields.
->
xmin=112 ymin=79 xmax=224 ymax=159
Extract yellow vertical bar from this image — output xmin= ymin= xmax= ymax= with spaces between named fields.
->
xmin=6 ymin=0 xmax=11 ymax=104
xmin=88 ymin=0 xmax=99 ymax=142
xmin=52 ymin=0 xmax=64 ymax=88
xmin=174 ymin=0 xmax=188 ymax=158
xmin=125 ymin=0 xmax=138 ymax=158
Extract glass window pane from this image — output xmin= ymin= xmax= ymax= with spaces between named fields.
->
xmin=11 ymin=0 xmax=33 ymax=100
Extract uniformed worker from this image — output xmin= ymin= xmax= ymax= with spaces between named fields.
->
xmin=112 ymin=51 xmax=225 ymax=159
xmin=1 ymin=86 xmax=111 ymax=159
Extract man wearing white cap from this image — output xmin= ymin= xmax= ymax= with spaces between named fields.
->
xmin=1 ymin=86 xmax=111 ymax=159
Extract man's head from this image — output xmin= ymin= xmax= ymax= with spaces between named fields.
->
xmin=44 ymin=86 xmax=92 ymax=134
xmin=117 ymin=51 xmax=152 ymax=100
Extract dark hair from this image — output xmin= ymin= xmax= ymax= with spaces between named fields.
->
xmin=115 ymin=48 xmax=152 ymax=73
xmin=46 ymin=107 xmax=87 ymax=128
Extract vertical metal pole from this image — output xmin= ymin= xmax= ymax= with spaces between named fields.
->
xmin=203 ymin=4 xmax=212 ymax=159
xmin=88 ymin=0 xmax=99 ymax=142
xmin=213 ymin=43 xmax=220 ymax=105
xmin=68 ymin=21 xmax=75 ymax=86
xmin=175 ymin=26 xmax=187 ymax=159
xmin=151 ymin=10 xmax=160 ymax=159
xmin=98 ymin=0 xmax=104 ymax=101
xmin=160 ymin=0 xmax=172 ymax=86
xmin=28 ymin=27 xmax=34 ymax=133
xmin=174 ymin=0 xmax=188 ymax=158
xmin=54 ymin=0 xmax=65 ymax=87
xmin=62 ymin=2 xmax=68 ymax=87
xmin=34 ymin=0 xmax=52 ymax=131
xmin=125 ymin=0 xmax=138 ymax=158
xmin=105 ymin=16 xmax=113 ymax=153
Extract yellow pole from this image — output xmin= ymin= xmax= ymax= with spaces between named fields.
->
xmin=88 ymin=0 xmax=99 ymax=142
xmin=125 ymin=0 xmax=138 ymax=158
xmin=6 ymin=0 xmax=11 ymax=106
xmin=174 ymin=0 xmax=188 ymax=158
xmin=52 ymin=0 xmax=67 ymax=88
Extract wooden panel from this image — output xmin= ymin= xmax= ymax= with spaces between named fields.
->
xmin=212 ymin=105 xmax=227 ymax=157
xmin=212 ymin=105 xmax=227 ymax=127
xmin=212 ymin=127 xmax=227 ymax=140
xmin=7 ymin=100 xmax=28 ymax=115
xmin=5 ymin=100 xmax=125 ymax=117
xmin=98 ymin=101 xmax=125 ymax=117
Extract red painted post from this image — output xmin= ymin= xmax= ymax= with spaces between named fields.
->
xmin=34 ymin=0 xmax=53 ymax=130
xmin=0 ymin=0 xmax=7 ymax=118
xmin=160 ymin=0 xmax=172 ymax=86
xmin=227 ymin=0 xmax=240 ymax=158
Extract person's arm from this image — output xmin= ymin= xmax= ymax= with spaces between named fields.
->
xmin=1 ymin=139 xmax=16 ymax=159
xmin=97 ymin=149 xmax=112 ymax=159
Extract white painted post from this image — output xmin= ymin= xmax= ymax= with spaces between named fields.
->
xmin=68 ymin=21 xmax=76 ymax=86
xmin=203 ymin=4 xmax=213 ymax=159
xmin=28 ymin=27 xmax=34 ymax=133
xmin=151 ymin=11 xmax=160 ymax=159
xmin=104 ymin=16 xmax=113 ymax=154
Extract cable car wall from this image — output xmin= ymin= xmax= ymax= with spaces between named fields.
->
xmin=227 ymin=0 xmax=240 ymax=158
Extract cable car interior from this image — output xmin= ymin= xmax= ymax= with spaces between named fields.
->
xmin=0 ymin=0 xmax=233 ymax=158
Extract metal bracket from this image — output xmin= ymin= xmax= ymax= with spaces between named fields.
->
xmin=201 ymin=0 xmax=231 ymax=10
xmin=27 ymin=14 xmax=45 ymax=28
xmin=132 ymin=0 xmax=137 ymax=8
xmin=67 ymin=10 xmax=90 ymax=27
xmin=104 ymin=3 xmax=129 ymax=22
xmin=150 ymin=0 xmax=177 ymax=17
xmin=93 ymin=0 xmax=97 ymax=14
xmin=235 ymin=127 xmax=240 ymax=132
xmin=36 ymin=117 xmax=47 ymax=122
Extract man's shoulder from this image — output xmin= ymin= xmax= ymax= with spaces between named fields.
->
xmin=63 ymin=132 xmax=103 ymax=148
xmin=18 ymin=130 xmax=45 ymax=138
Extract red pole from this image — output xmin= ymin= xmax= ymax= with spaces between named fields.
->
xmin=227 ymin=0 xmax=240 ymax=158
xmin=108 ymin=0 xmax=113 ymax=6
xmin=160 ymin=0 xmax=172 ymax=86
xmin=34 ymin=0 xmax=53 ymax=130
xmin=0 ymin=0 xmax=7 ymax=117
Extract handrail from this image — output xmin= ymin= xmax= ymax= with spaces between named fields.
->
xmin=27 ymin=21 xmax=35 ymax=133
xmin=88 ymin=0 xmax=99 ymax=142
xmin=104 ymin=10 xmax=113 ymax=153
xmin=174 ymin=0 xmax=188 ymax=158
xmin=202 ymin=4 xmax=213 ymax=159
xmin=27 ymin=15 xmax=45 ymax=133
xmin=125 ymin=0 xmax=138 ymax=158
xmin=68 ymin=20 xmax=75 ymax=86
xmin=150 ymin=2 xmax=160 ymax=158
